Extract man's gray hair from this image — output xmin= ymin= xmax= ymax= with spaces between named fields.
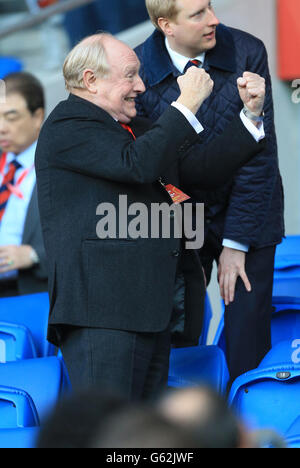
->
xmin=63 ymin=33 xmax=112 ymax=91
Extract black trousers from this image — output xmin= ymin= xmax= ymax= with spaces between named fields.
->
xmin=59 ymin=325 xmax=171 ymax=402
xmin=200 ymin=233 xmax=276 ymax=385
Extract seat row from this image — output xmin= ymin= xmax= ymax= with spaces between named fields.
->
xmin=169 ymin=235 xmax=300 ymax=448
xmin=0 ymin=292 xmax=71 ymax=448
xmin=0 ymin=235 xmax=298 ymax=448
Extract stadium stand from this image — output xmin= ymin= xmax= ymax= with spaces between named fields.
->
xmin=228 ymin=341 xmax=300 ymax=437
xmin=0 ymin=57 xmax=22 ymax=79
xmin=0 ymin=293 xmax=54 ymax=358
xmin=168 ymin=345 xmax=229 ymax=395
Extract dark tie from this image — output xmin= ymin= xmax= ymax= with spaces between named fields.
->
xmin=183 ymin=59 xmax=202 ymax=74
xmin=0 ymin=159 xmax=22 ymax=221
xmin=120 ymin=123 xmax=136 ymax=140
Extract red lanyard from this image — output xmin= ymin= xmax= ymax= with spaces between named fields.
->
xmin=0 ymin=153 xmax=34 ymax=200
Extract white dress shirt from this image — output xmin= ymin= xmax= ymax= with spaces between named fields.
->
xmin=165 ymin=38 xmax=266 ymax=252
xmin=0 ymin=141 xmax=37 ymax=279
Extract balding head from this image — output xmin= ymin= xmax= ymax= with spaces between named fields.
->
xmin=63 ymin=33 xmax=145 ymax=123
xmin=63 ymin=33 xmax=111 ymax=92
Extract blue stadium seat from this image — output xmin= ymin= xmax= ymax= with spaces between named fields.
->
xmin=0 ymin=385 xmax=39 ymax=429
xmin=273 ymin=235 xmax=300 ymax=297
xmin=0 ymin=427 xmax=39 ymax=449
xmin=228 ymin=341 xmax=300 ymax=435
xmin=213 ymin=296 xmax=300 ymax=351
xmin=0 ymin=322 xmax=37 ymax=363
xmin=168 ymin=345 xmax=229 ymax=394
xmin=212 ymin=300 xmax=226 ymax=353
xmin=198 ymin=294 xmax=213 ymax=345
xmin=0 ymin=57 xmax=23 ymax=79
xmin=0 ymin=357 xmax=71 ymax=423
xmin=285 ymin=416 xmax=300 ymax=449
xmin=275 ymin=235 xmax=300 ymax=267
xmin=271 ymin=296 xmax=300 ymax=347
xmin=0 ymin=293 xmax=54 ymax=357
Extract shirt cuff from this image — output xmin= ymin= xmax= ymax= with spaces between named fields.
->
xmin=171 ymin=101 xmax=204 ymax=134
xmin=240 ymin=109 xmax=265 ymax=142
xmin=222 ymin=238 xmax=249 ymax=252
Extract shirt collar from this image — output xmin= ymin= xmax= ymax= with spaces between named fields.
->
xmin=6 ymin=141 xmax=37 ymax=169
xmin=165 ymin=37 xmax=206 ymax=74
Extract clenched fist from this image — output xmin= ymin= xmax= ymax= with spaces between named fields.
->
xmin=237 ymin=72 xmax=266 ymax=117
xmin=176 ymin=67 xmax=214 ymax=115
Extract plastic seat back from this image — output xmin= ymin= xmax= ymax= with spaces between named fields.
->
xmin=0 ymin=57 xmax=22 ymax=79
xmin=0 ymin=386 xmax=39 ymax=429
xmin=273 ymin=236 xmax=300 ymax=297
xmin=0 ymin=357 xmax=70 ymax=422
xmin=0 ymin=427 xmax=39 ymax=449
xmin=168 ymin=345 xmax=229 ymax=394
xmin=271 ymin=297 xmax=300 ymax=347
xmin=0 ymin=322 xmax=37 ymax=363
xmin=198 ymin=294 xmax=213 ymax=345
xmin=228 ymin=341 xmax=300 ymax=435
xmin=213 ymin=297 xmax=300 ymax=351
xmin=0 ymin=293 xmax=53 ymax=357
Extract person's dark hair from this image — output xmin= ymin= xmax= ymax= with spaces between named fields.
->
xmin=4 ymin=72 xmax=45 ymax=114
xmin=36 ymin=387 xmax=128 ymax=448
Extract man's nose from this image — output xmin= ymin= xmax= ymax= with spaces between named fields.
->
xmin=135 ymin=75 xmax=146 ymax=94
xmin=208 ymin=9 xmax=220 ymax=26
xmin=0 ymin=118 xmax=7 ymax=133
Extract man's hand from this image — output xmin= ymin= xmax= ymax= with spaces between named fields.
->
xmin=177 ymin=67 xmax=214 ymax=115
xmin=218 ymin=246 xmax=251 ymax=306
xmin=237 ymin=72 xmax=265 ymax=117
xmin=0 ymin=245 xmax=36 ymax=273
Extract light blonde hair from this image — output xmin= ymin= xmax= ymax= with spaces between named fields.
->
xmin=63 ymin=33 xmax=112 ymax=91
xmin=146 ymin=0 xmax=180 ymax=31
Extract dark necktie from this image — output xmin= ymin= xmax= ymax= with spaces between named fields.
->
xmin=183 ymin=59 xmax=202 ymax=74
xmin=0 ymin=159 xmax=22 ymax=221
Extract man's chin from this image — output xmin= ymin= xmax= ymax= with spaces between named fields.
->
xmin=119 ymin=110 xmax=137 ymax=124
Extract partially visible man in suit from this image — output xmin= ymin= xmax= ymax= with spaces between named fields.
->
xmin=135 ymin=0 xmax=284 ymax=385
xmin=0 ymin=72 xmax=48 ymax=297
xmin=35 ymin=33 xmax=266 ymax=400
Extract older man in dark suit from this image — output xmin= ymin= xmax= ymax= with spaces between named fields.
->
xmin=35 ymin=32 xmax=266 ymax=400
xmin=0 ymin=72 xmax=48 ymax=297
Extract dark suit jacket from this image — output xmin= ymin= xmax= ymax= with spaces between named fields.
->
xmin=35 ymin=94 xmax=265 ymax=346
xmin=18 ymin=184 xmax=48 ymax=295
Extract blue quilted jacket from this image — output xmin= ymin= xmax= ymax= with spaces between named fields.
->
xmin=135 ymin=24 xmax=285 ymax=248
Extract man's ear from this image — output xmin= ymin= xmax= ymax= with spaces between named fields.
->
xmin=82 ymin=69 xmax=98 ymax=94
xmin=157 ymin=17 xmax=175 ymax=37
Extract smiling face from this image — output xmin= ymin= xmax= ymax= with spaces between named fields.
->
xmin=91 ymin=37 xmax=146 ymax=123
xmin=160 ymin=0 xmax=220 ymax=58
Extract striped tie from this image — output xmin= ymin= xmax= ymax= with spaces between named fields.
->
xmin=183 ymin=59 xmax=202 ymax=74
xmin=0 ymin=159 xmax=22 ymax=221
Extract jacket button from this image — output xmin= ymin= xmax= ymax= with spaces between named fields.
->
xmin=172 ymin=250 xmax=180 ymax=257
